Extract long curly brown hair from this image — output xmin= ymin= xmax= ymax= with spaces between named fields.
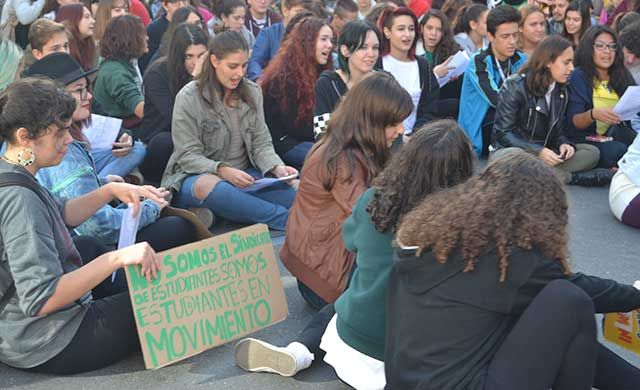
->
xmin=397 ymin=149 xmax=571 ymax=282
xmin=368 ymin=119 xmax=474 ymax=233
xmin=260 ymin=18 xmax=333 ymax=129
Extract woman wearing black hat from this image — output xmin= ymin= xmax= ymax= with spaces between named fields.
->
xmin=27 ymin=52 xmax=197 ymax=251
xmin=0 ymin=77 xmax=163 ymax=373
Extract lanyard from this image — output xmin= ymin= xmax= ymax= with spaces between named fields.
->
xmin=495 ymin=57 xmax=511 ymax=84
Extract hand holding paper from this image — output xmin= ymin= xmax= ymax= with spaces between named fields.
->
xmin=613 ymin=86 xmax=640 ymax=121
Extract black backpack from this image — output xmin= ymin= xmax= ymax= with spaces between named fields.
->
xmin=0 ymin=172 xmax=48 ymax=305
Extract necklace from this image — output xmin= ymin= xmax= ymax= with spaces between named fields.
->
xmin=1 ymin=155 xmax=19 ymax=165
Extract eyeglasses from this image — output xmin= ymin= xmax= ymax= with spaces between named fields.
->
xmin=69 ymin=86 xmax=90 ymax=100
xmin=593 ymin=41 xmax=617 ymax=52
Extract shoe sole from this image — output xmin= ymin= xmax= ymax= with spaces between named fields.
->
xmin=234 ymin=338 xmax=297 ymax=376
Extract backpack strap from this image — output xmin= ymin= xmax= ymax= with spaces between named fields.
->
xmin=0 ymin=172 xmax=48 ymax=307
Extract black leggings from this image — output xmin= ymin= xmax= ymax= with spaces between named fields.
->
xmin=27 ymin=236 xmax=139 ymax=375
xmin=296 ymin=304 xmax=336 ymax=360
xmin=136 ymin=215 xmax=195 ymax=252
xmin=139 ymin=132 xmax=173 ymax=185
xmin=485 ymin=279 xmax=640 ymax=390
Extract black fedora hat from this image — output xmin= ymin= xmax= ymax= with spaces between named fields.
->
xmin=24 ymin=52 xmax=97 ymax=85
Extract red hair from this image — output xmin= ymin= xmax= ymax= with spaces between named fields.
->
xmin=56 ymin=3 xmax=97 ymax=71
xmin=260 ymin=18 xmax=333 ymax=128
xmin=377 ymin=7 xmax=419 ymax=60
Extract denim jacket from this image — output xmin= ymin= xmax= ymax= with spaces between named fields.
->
xmin=619 ymin=132 xmax=640 ymax=187
xmin=36 ymin=141 xmax=160 ymax=245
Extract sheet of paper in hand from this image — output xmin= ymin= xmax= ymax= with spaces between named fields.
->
xmin=84 ymin=114 xmax=122 ymax=150
xmin=125 ymin=224 xmax=289 ymax=369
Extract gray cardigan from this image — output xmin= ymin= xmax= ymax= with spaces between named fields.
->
xmin=161 ymin=79 xmax=284 ymax=193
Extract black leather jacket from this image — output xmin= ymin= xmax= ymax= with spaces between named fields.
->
xmin=494 ymin=74 xmax=572 ymax=153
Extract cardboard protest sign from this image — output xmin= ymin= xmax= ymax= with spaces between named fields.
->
xmin=604 ymin=310 xmax=640 ymax=355
xmin=125 ymin=224 xmax=288 ymax=369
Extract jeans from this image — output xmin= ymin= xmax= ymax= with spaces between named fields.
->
xmin=27 ymin=236 xmax=139 ymax=375
xmin=282 ymin=142 xmax=313 ymax=170
xmin=91 ymin=141 xmax=146 ymax=180
xmin=173 ymin=168 xmax=296 ymax=231
xmin=588 ymin=124 xmax=637 ymax=168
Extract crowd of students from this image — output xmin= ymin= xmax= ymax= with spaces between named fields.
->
xmin=2 ymin=0 xmax=640 ymax=387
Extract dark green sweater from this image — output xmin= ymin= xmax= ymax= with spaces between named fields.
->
xmin=334 ymin=188 xmax=394 ymax=361
xmin=93 ymin=59 xmax=144 ymax=119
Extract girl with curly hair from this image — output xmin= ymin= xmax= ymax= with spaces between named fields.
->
xmin=93 ymin=14 xmax=147 ymax=128
xmin=235 ymin=119 xmax=473 ymax=388
xmin=260 ymin=17 xmax=334 ymax=169
xmin=56 ymin=3 xmax=97 ymax=71
xmin=386 ymin=149 xmax=640 ymax=389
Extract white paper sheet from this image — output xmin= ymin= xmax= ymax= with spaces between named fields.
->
xmin=437 ymin=50 xmax=470 ymax=87
xmin=613 ymin=86 xmax=640 ymax=121
xmin=240 ymin=174 xmax=298 ymax=193
xmin=112 ymin=204 xmax=141 ymax=282
xmin=84 ymin=114 xmax=122 ymax=150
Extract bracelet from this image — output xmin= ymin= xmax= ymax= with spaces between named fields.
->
xmin=590 ymin=109 xmax=595 ymax=121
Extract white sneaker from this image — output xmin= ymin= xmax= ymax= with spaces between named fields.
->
xmin=234 ymin=338 xmax=313 ymax=377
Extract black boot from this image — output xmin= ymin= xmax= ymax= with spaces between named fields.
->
xmin=568 ymin=168 xmax=614 ymax=187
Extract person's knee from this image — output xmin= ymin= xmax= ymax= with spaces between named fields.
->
xmin=574 ymin=144 xmax=600 ymax=170
xmin=544 ymin=279 xmax=595 ymax=319
xmin=193 ymin=174 xmax=223 ymax=201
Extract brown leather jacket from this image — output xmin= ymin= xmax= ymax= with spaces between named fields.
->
xmin=280 ymin=145 xmax=369 ymax=303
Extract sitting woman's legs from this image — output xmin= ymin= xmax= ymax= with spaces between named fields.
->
xmin=591 ymin=140 xmax=628 ymax=169
xmin=91 ymin=142 xmax=147 ymax=179
xmin=174 ymin=172 xmax=295 ymax=231
xmin=485 ymin=279 xmax=597 ymax=390
xmin=609 ymin=170 xmax=640 ymax=228
xmin=282 ymin=142 xmax=313 ymax=170
xmin=136 ymin=215 xmax=196 ymax=251
xmin=27 ymin=236 xmax=139 ymax=375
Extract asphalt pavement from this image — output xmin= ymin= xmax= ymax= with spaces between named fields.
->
xmin=0 ymin=184 xmax=639 ymax=390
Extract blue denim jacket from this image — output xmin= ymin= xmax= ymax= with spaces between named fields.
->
xmin=619 ymin=132 xmax=640 ymax=187
xmin=36 ymin=141 xmax=160 ymax=245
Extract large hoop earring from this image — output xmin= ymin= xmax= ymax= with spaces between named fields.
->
xmin=17 ymin=148 xmax=35 ymax=167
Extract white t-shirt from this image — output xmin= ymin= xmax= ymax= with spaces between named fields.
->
xmin=382 ymin=55 xmax=421 ymax=134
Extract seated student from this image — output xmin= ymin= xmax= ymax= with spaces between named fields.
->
xmin=386 ymin=150 xmax=640 ymax=390
xmin=149 ymin=6 xmax=204 ymax=71
xmin=0 ymin=0 xmax=46 ymax=49
xmin=209 ymin=0 xmax=255 ymax=47
xmin=26 ymin=54 xmax=196 ymax=249
xmin=142 ymin=0 xmax=187 ymax=72
xmin=458 ymin=5 xmax=526 ymax=157
xmin=453 ymin=4 xmax=488 ymax=57
xmin=28 ymin=18 xmax=69 ymax=61
xmin=517 ymin=5 xmax=546 ymax=57
xmin=26 ymin=53 xmax=146 ymax=180
xmin=162 ymin=31 xmax=298 ymax=230
xmin=0 ymin=40 xmax=23 ymax=91
xmin=93 ymin=0 xmax=129 ymax=43
xmin=140 ymin=23 xmax=207 ymax=184
xmin=314 ymin=20 xmax=380 ymax=137
xmin=611 ymin=131 xmax=640 ymax=228
xmin=567 ymin=25 xmax=636 ymax=169
xmin=561 ymin=0 xmax=590 ymax=47
xmin=235 ymin=120 xmax=474 ymax=388
xmin=94 ymin=15 xmax=147 ymax=129
xmin=417 ymin=10 xmax=463 ymax=118
xmin=329 ymin=0 xmax=358 ymax=39
xmin=281 ymin=72 xmax=411 ymax=309
xmin=244 ymin=0 xmax=282 ymax=39
xmin=376 ymin=7 xmax=439 ymax=137
xmin=494 ymin=35 xmax=612 ymax=187
xmin=619 ymin=22 xmax=640 ymax=84
xmin=0 ymin=77 xmax=166 ymax=374
xmin=247 ymin=0 xmax=315 ymax=81
xmin=549 ymin=0 xmax=569 ymax=35
xmin=56 ymin=3 xmax=98 ymax=71
xmin=261 ymin=18 xmax=333 ymax=169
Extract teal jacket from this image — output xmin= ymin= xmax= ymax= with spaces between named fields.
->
xmin=334 ymin=188 xmax=394 ymax=361
xmin=458 ymin=47 xmax=526 ymax=156
xmin=94 ymin=59 xmax=144 ymax=119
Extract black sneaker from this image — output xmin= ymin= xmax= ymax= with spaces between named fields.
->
xmin=568 ymin=168 xmax=614 ymax=187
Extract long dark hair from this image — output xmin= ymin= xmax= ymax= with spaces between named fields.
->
xmin=197 ymin=30 xmax=253 ymax=108
xmin=309 ymin=72 xmax=413 ymax=191
xmin=519 ymin=35 xmax=572 ymax=97
xmin=165 ymin=23 xmax=208 ymax=97
xmin=368 ymin=119 xmax=474 ymax=233
xmin=261 ymin=18 xmax=333 ymax=129
xmin=453 ymin=3 xmax=487 ymax=35
xmin=159 ymin=6 xmax=204 ymax=56
xmin=574 ymin=25 xmax=635 ymax=96
xmin=561 ymin=0 xmax=590 ymax=45
xmin=378 ymin=7 xmax=419 ymax=60
xmin=336 ymin=20 xmax=381 ymax=75
xmin=420 ymin=10 xmax=460 ymax=64
xmin=56 ymin=4 xmax=97 ymax=71
xmin=397 ymin=149 xmax=571 ymax=282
